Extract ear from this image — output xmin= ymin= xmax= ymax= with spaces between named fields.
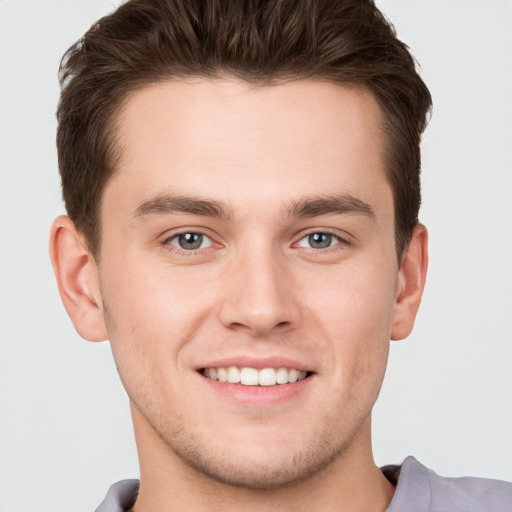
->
xmin=391 ymin=223 xmax=428 ymax=341
xmin=49 ymin=216 xmax=108 ymax=342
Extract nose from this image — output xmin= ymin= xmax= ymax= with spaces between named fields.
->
xmin=218 ymin=245 xmax=300 ymax=337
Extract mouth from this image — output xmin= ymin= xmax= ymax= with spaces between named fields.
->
xmin=200 ymin=366 xmax=313 ymax=386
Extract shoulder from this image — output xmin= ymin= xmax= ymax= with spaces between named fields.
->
xmin=385 ymin=457 xmax=512 ymax=512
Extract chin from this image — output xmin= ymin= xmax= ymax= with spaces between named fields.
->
xmin=152 ymin=412 xmax=355 ymax=490
xmin=173 ymin=442 xmax=346 ymax=490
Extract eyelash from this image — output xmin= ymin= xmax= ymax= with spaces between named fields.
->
xmin=163 ymin=231 xmax=216 ymax=255
xmin=162 ymin=229 xmax=350 ymax=256
xmin=294 ymin=230 xmax=350 ymax=251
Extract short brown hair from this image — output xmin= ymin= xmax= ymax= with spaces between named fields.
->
xmin=57 ymin=0 xmax=432 ymax=258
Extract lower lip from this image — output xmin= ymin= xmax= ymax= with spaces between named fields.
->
xmin=200 ymin=374 xmax=313 ymax=406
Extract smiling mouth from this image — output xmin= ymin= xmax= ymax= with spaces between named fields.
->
xmin=200 ymin=366 xmax=312 ymax=386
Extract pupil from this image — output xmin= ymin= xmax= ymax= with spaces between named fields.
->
xmin=309 ymin=233 xmax=331 ymax=249
xmin=179 ymin=233 xmax=202 ymax=250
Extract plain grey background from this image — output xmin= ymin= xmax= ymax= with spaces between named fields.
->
xmin=1 ymin=1 xmax=511 ymax=511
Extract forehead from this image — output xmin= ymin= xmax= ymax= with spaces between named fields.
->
xmin=107 ymin=78 xmax=390 ymax=220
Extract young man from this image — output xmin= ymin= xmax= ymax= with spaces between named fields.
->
xmin=49 ymin=1 xmax=512 ymax=510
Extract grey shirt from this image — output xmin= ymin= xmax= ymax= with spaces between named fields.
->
xmin=95 ymin=457 xmax=512 ymax=511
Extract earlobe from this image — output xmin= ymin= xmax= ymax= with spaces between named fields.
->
xmin=49 ymin=216 xmax=108 ymax=342
xmin=391 ymin=223 xmax=428 ymax=341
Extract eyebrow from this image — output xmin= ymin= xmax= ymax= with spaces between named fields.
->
xmin=131 ymin=192 xmax=375 ymax=223
xmin=132 ymin=194 xmax=233 ymax=222
xmin=286 ymin=194 xmax=375 ymax=220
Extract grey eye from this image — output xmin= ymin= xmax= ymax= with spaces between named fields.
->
xmin=308 ymin=233 xmax=332 ymax=249
xmin=297 ymin=232 xmax=340 ymax=249
xmin=169 ymin=232 xmax=211 ymax=250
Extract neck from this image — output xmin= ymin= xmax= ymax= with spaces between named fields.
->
xmin=130 ymin=404 xmax=394 ymax=512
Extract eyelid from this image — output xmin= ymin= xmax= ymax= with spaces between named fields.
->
xmin=293 ymin=229 xmax=352 ymax=250
xmin=160 ymin=227 xmax=222 ymax=255
xmin=167 ymin=232 xmax=213 ymax=250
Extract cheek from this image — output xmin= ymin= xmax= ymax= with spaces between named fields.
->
xmin=300 ymin=259 xmax=397 ymax=340
xmin=100 ymin=260 xmax=221 ymax=382
xmin=103 ymin=259 xmax=208 ymax=333
xmin=298 ymin=261 xmax=396 ymax=391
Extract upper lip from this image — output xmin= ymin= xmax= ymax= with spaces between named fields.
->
xmin=195 ymin=356 xmax=314 ymax=373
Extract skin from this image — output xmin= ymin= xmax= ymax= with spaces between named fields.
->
xmin=50 ymin=79 xmax=428 ymax=511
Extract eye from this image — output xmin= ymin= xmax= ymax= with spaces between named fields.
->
xmin=296 ymin=232 xmax=343 ymax=249
xmin=167 ymin=232 xmax=212 ymax=251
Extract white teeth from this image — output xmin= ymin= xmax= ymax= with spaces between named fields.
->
xmin=288 ymin=369 xmax=299 ymax=383
xmin=227 ymin=366 xmax=241 ymax=383
xmin=203 ymin=366 xmax=310 ymax=386
xmin=217 ymin=367 xmax=227 ymax=382
xmin=276 ymin=367 xmax=288 ymax=384
xmin=259 ymin=368 xmax=277 ymax=386
xmin=240 ymin=367 xmax=259 ymax=385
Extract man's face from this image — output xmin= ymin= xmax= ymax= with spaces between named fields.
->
xmin=98 ymin=79 xmax=401 ymax=488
